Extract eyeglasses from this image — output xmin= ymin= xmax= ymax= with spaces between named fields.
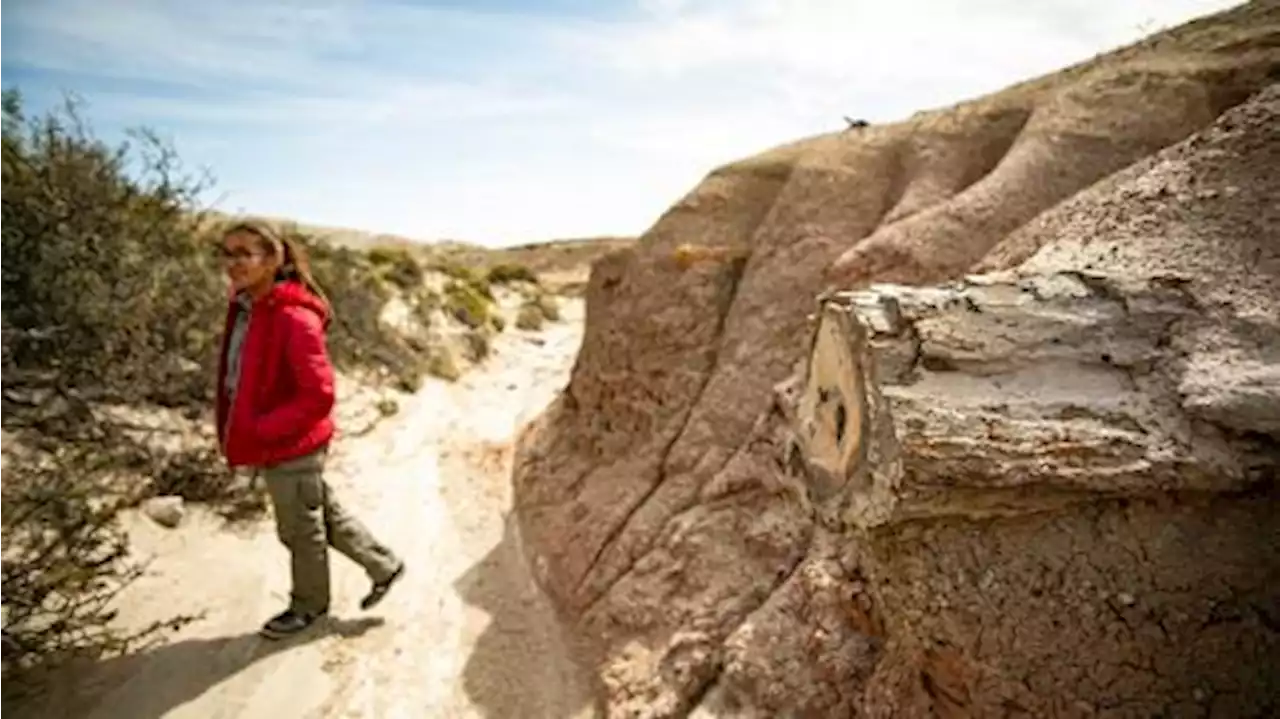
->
xmin=216 ymin=248 xmax=266 ymax=263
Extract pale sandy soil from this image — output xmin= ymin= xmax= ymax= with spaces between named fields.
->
xmin=29 ymin=300 xmax=598 ymax=719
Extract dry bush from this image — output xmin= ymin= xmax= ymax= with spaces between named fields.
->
xmin=515 ymin=303 xmax=546 ymax=330
xmin=462 ymin=326 xmax=495 ymax=362
xmin=486 ymin=262 xmax=539 ymax=285
xmin=426 ymin=347 xmax=462 ymax=381
xmin=431 ymin=260 xmax=508 ymax=327
xmin=534 ymin=292 xmax=561 ymax=322
xmin=1 ymin=93 xmax=224 ymax=408
xmin=443 ymin=279 xmax=495 ymax=329
xmin=515 ymin=291 xmax=561 ymax=330
xmin=1 ymin=446 xmax=196 ymax=697
xmin=411 ymin=287 xmax=442 ymax=328
xmin=430 ymin=259 xmax=492 ymax=292
xmin=367 ymin=245 xmax=425 ymax=290
xmin=0 ymin=369 xmax=212 ymax=698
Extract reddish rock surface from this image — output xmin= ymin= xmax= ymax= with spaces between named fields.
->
xmin=513 ymin=4 xmax=1280 ymax=716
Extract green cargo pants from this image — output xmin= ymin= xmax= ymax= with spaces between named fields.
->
xmin=261 ymin=447 xmax=401 ymax=616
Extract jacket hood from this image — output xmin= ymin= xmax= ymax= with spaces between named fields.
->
xmin=233 ymin=279 xmax=331 ymax=327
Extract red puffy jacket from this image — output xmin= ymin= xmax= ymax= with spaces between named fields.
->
xmin=215 ymin=280 xmax=336 ymax=468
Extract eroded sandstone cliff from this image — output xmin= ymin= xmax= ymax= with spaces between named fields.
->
xmin=513 ymin=3 xmax=1280 ymax=716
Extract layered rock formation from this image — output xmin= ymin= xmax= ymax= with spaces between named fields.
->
xmin=513 ymin=3 xmax=1280 ymax=716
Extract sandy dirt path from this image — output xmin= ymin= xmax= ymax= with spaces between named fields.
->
xmin=34 ymin=301 xmax=598 ymax=719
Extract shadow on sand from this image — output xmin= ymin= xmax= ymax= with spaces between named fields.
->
xmin=7 ymin=616 xmax=384 ymax=719
xmin=454 ymin=512 xmax=601 ymax=719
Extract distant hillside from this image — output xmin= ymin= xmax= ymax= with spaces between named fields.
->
xmin=203 ymin=210 xmax=633 ymax=296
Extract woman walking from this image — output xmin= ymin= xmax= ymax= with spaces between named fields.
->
xmin=215 ymin=219 xmax=405 ymax=639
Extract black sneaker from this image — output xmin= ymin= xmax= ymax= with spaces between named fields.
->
xmin=360 ymin=562 xmax=405 ymax=611
xmin=259 ymin=608 xmax=326 ymax=639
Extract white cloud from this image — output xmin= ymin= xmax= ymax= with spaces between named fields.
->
xmin=560 ymin=0 xmax=1245 ymax=117
xmin=574 ymin=0 xmax=1243 ymax=78
xmin=3 ymin=0 xmax=1246 ymax=245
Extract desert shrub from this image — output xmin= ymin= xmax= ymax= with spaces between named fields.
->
xmin=0 ymin=376 xmax=215 ymax=698
xmin=486 ymin=262 xmax=539 ymax=285
xmin=431 ymin=260 xmax=493 ymax=299
xmin=1 ymin=92 xmax=222 ymax=692
xmin=368 ymin=245 xmax=425 ymax=290
xmin=443 ymin=279 xmax=492 ymax=329
xmin=392 ymin=371 xmax=422 ymax=393
xmin=535 ymin=292 xmax=561 ymax=322
xmin=432 ymin=258 xmax=509 ymax=337
xmin=1 ymin=92 xmax=224 ymax=408
xmin=515 ymin=303 xmax=545 ymax=330
xmin=516 ymin=291 xmax=561 ymax=330
xmin=1 ymin=444 xmax=196 ymax=694
xmin=147 ymin=444 xmax=241 ymax=504
xmin=410 ymin=287 xmax=441 ymax=328
xmin=426 ymin=346 xmax=462 ymax=382
xmin=462 ymin=327 xmax=494 ymax=362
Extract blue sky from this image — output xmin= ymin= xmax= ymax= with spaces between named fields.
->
xmin=3 ymin=0 xmax=1242 ymax=246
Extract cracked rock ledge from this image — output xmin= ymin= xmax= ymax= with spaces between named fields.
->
xmin=702 ymin=268 xmax=1280 ymax=718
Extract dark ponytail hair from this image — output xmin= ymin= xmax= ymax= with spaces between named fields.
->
xmin=223 ymin=219 xmax=332 ymax=318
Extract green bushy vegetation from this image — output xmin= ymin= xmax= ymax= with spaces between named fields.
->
xmin=367 ymin=245 xmax=425 ymax=290
xmin=443 ymin=279 xmax=493 ymax=329
xmin=515 ymin=291 xmax=562 ymax=331
xmin=2 ymin=90 xmax=224 ymax=698
xmin=486 ymin=262 xmax=539 ymax=286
